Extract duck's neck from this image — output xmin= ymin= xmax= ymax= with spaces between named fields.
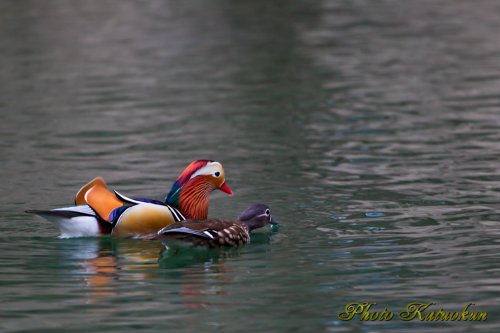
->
xmin=176 ymin=178 xmax=214 ymax=219
xmin=242 ymin=219 xmax=261 ymax=232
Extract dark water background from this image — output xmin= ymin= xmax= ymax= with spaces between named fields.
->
xmin=1 ymin=1 xmax=500 ymax=332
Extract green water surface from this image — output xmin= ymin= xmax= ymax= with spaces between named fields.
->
xmin=1 ymin=1 xmax=500 ymax=332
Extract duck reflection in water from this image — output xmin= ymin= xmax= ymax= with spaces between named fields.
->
xmin=77 ymin=239 xmax=238 ymax=308
xmin=74 ymin=222 xmax=277 ymax=308
xmin=159 ymin=244 xmax=243 ymax=308
xmin=78 ymin=238 xmax=164 ymax=302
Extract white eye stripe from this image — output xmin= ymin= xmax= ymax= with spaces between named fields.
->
xmin=190 ymin=162 xmax=223 ymax=180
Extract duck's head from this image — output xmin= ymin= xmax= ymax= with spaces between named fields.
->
xmin=165 ymin=160 xmax=233 ymax=219
xmin=237 ymin=204 xmax=278 ymax=231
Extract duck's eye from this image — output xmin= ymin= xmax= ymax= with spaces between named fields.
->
xmin=265 ymin=209 xmax=270 ymax=216
xmin=214 ymin=171 xmax=221 ymax=177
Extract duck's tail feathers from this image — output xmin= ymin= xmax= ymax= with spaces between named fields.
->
xmin=26 ymin=205 xmax=107 ymax=237
xmin=26 ymin=205 xmax=97 ymax=218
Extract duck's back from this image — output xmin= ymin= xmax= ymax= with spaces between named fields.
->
xmin=158 ymin=219 xmax=250 ymax=247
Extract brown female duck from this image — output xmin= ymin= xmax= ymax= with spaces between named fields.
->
xmin=157 ymin=204 xmax=278 ymax=247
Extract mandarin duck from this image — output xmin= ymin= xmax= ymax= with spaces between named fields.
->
xmin=157 ymin=204 xmax=278 ymax=247
xmin=26 ymin=160 xmax=233 ymax=238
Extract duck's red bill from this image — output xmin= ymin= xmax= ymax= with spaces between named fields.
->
xmin=219 ymin=182 xmax=233 ymax=195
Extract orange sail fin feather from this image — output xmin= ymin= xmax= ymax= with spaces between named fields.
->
xmin=75 ymin=177 xmax=107 ymax=205
xmin=75 ymin=177 xmax=124 ymax=222
xmin=85 ymin=185 xmax=124 ymax=222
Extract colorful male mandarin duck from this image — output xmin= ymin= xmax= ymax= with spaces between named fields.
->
xmin=26 ymin=160 xmax=233 ymax=238
xmin=157 ymin=204 xmax=278 ymax=247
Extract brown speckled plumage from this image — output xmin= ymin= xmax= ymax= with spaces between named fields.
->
xmin=157 ymin=204 xmax=278 ymax=248
xmin=159 ymin=219 xmax=250 ymax=248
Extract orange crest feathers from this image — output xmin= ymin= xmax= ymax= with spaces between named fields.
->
xmin=165 ymin=160 xmax=213 ymax=205
xmin=177 ymin=160 xmax=213 ymax=186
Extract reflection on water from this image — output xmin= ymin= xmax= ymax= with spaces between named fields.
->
xmin=76 ymin=236 xmax=272 ymax=316
xmin=2 ymin=0 xmax=500 ymax=332
xmin=79 ymin=239 xmax=161 ymax=301
xmin=72 ymin=236 xmax=271 ymax=309
xmin=161 ymin=245 xmax=237 ymax=309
